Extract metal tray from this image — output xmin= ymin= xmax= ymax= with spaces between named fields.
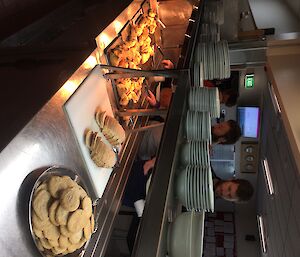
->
xmin=104 ymin=0 xmax=163 ymax=110
xmin=28 ymin=166 xmax=98 ymax=257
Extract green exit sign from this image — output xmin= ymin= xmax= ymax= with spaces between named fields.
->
xmin=245 ymin=74 xmax=254 ymax=88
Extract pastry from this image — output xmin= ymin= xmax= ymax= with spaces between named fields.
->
xmin=60 ymin=187 xmax=81 ymax=212
xmin=67 ymin=210 xmax=87 ymax=233
xmin=69 ymin=229 xmax=83 ymax=244
xmin=83 ymin=222 xmax=92 ymax=241
xmin=43 ymin=223 xmax=60 ymax=241
xmin=55 ymin=205 xmax=70 ymax=226
xmin=32 ymin=211 xmax=52 ymax=231
xmin=82 ymin=196 xmax=93 ymax=218
xmin=60 ymin=225 xmax=73 ymax=238
xmin=48 ymin=176 xmax=74 ymax=199
xmin=58 ymin=235 xmax=71 ymax=248
xmin=33 ymin=189 xmax=51 ymax=220
xmin=49 ymin=200 xmax=60 ymax=226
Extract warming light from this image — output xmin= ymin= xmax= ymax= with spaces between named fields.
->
xmin=99 ymin=33 xmax=110 ymax=49
xmin=113 ymin=20 xmax=123 ymax=34
xmin=83 ymin=56 xmax=98 ymax=69
xmin=61 ymin=80 xmax=78 ymax=97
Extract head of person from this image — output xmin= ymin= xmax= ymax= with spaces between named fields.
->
xmin=212 ymin=120 xmax=241 ymax=145
xmin=215 ymin=179 xmax=254 ymax=202
xmin=219 ymin=88 xmax=239 ymax=107
xmin=160 ymin=88 xmax=172 ymax=108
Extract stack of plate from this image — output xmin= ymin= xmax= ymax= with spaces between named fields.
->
xmin=196 ymin=41 xmax=230 ymax=80
xmin=176 ymin=165 xmax=214 ymax=212
xmin=193 ymin=62 xmax=204 ymax=87
xmin=167 ymin=210 xmax=205 ymax=257
xmin=185 ymin=111 xmax=211 ymax=142
xmin=202 ymin=0 xmax=224 ymax=25
xmin=199 ymin=23 xmax=220 ymax=42
xmin=180 ymin=141 xmax=210 ymax=167
xmin=188 ymin=87 xmax=220 ymax=117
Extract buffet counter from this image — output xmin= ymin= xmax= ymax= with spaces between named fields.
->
xmin=0 ymin=0 xmax=202 ymax=257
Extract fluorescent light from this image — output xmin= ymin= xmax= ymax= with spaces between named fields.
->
xmin=262 ymin=159 xmax=274 ymax=195
xmin=257 ymin=215 xmax=267 ymax=253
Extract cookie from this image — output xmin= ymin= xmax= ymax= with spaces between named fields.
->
xmin=39 ymin=238 xmax=52 ymax=250
xmin=35 ymin=183 xmax=48 ymax=194
xmin=32 ymin=212 xmax=52 ymax=231
xmin=69 ymin=229 xmax=83 ymax=244
xmin=83 ymin=221 xmax=92 ymax=241
xmin=58 ymin=235 xmax=71 ymax=248
xmin=33 ymin=227 xmax=44 ymax=239
xmin=43 ymin=223 xmax=60 ymax=241
xmin=48 ymin=238 xmax=59 ymax=247
xmin=33 ymin=189 xmax=51 ymax=220
xmin=36 ymin=239 xmax=45 ymax=252
xmin=48 ymin=176 xmax=74 ymax=199
xmin=49 ymin=200 xmax=60 ymax=226
xmin=56 ymin=205 xmax=70 ymax=226
xmin=59 ymin=225 xmax=73 ymax=238
xmin=67 ymin=210 xmax=86 ymax=232
xmin=60 ymin=187 xmax=81 ymax=212
xmin=52 ymin=245 xmax=67 ymax=255
xmin=90 ymin=214 xmax=95 ymax=233
xmin=82 ymin=196 xmax=92 ymax=218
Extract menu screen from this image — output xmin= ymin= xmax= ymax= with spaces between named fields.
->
xmin=237 ymin=107 xmax=260 ymax=138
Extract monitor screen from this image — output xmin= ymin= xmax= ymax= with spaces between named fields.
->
xmin=237 ymin=107 xmax=260 ymax=138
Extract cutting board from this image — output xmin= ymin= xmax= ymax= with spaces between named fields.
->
xmin=64 ymin=65 xmax=116 ymax=198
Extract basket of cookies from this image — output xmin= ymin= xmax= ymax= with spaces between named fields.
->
xmin=29 ymin=166 xmax=96 ymax=256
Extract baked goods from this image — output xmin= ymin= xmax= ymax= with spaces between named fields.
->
xmin=85 ymin=129 xmax=117 ymax=168
xmin=95 ymin=110 xmax=126 ymax=146
xmin=31 ymin=175 xmax=94 ymax=256
xmin=108 ymin=8 xmax=157 ymax=106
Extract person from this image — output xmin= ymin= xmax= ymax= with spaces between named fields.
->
xmin=211 ymin=120 xmax=241 ymax=145
xmin=122 ymin=159 xmax=153 ymax=209
xmin=214 ymin=178 xmax=254 ymax=202
xmin=218 ymin=87 xmax=239 ymax=107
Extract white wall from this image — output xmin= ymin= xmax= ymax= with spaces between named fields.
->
xmin=248 ymin=0 xmax=300 ymax=35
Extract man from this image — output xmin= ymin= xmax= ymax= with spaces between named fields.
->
xmin=211 ymin=120 xmax=241 ymax=145
xmin=214 ymin=178 xmax=254 ymax=202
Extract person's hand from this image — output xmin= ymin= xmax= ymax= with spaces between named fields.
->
xmin=143 ymin=157 xmax=156 ymax=176
xmin=146 ymin=90 xmax=157 ymax=107
xmin=162 ymin=59 xmax=174 ymax=69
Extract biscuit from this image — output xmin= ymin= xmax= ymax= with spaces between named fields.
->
xmin=69 ymin=229 xmax=83 ymax=244
xmin=48 ymin=176 xmax=74 ymax=199
xmin=33 ymin=227 xmax=44 ymax=239
xmin=83 ymin=221 xmax=92 ymax=241
xmin=36 ymin=239 xmax=45 ymax=252
xmin=90 ymin=214 xmax=95 ymax=233
xmin=82 ymin=196 xmax=92 ymax=218
xmin=58 ymin=235 xmax=71 ymax=248
xmin=56 ymin=205 xmax=70 ymax=226
xmin=39 ymin=238 xmax=52 ymax=250
xmin=67 ymin=210 xmax=87 ymax=232
xmin=52 ymin=245 xmax=67 ymax=255
xmin=33 ymin=189 xmax=51 ymax=220
xmin=32 ymin=212 xmax=52 ymax=231
xmin=35 ymin=183 xmax=48 ymax=194
xmin=43 ymin=223 xmax=60 ymax=241
xmin=49 ymin=200 xmax=60 ymax=226
xmin=60 ymin=187 xmax=81 ymax=212
xmin=78 ymin=185 xmax=88 ymax=199
xmin=48 ymin=238 xmax=59 ymax=247
xmin=59 ymin=225 xmax=73 ymax=238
